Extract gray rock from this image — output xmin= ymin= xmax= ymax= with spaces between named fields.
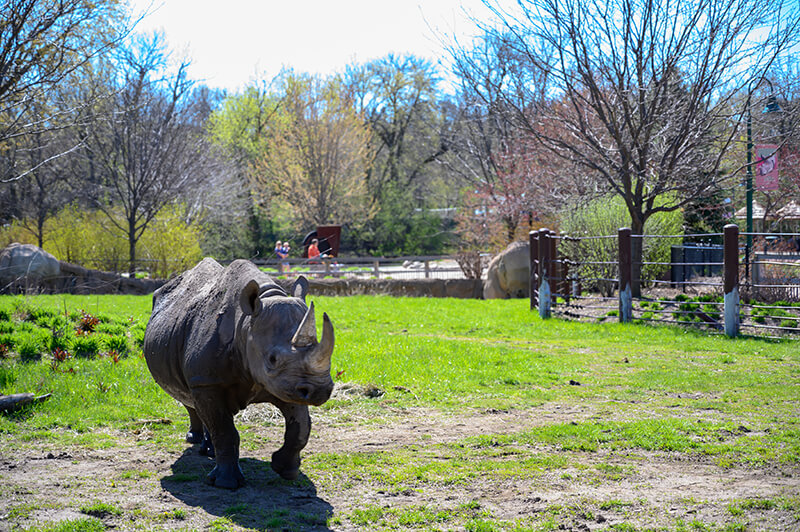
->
xmin=0 ymin=243 xmax=60 ymax=284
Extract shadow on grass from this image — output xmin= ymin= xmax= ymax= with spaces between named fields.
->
xmin=161 ymin=448 xmax=333 ymax=531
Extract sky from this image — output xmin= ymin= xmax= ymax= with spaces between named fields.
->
xmin=127 ymin=0 xmax=495 ymax=92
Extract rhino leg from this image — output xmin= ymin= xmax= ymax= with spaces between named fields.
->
xmin=185 ymin=406 xmax=204 ymax=444
xmin=193 ymin=391 xmax=244 ymax=490
xmin=271 ymin=402 xmax=310 ymax=480
xmin=198 ymin=428 xmax=214 ymax=457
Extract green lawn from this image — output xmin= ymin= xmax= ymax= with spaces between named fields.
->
xmin=1 ymin=293 xmax=798 ymax=531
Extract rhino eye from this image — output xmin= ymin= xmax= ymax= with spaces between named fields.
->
xmin=268 ymin=354 xmax=277 ymax=366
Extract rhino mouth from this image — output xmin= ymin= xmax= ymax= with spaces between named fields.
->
xmin=292 ymin=380 xmax=334 ymax=406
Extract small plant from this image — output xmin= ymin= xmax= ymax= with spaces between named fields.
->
xmin=52 ymin=348 xmax=71 ymax=363
xmin=104 ymin=335 xmax=129 ymax=356
xmin=72 ymin=335 xmax=101 ymax=358
xmin=0 ymin=334 xmax=13 ymax=357
xmin=80 ymin=501 xmax=122 ymax=517
xmin=50 ymin=327 xmax=72 ymax=352
xmin=76 ymin=310 xmax=100 ymax=334
xmin=17 ymin=334 xmax=43 ymax=362
xmin=163 ymin=508 xmax=186 ymax=520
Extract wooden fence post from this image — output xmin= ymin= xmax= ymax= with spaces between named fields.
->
xmin=538 ymin=228 xmax=551 ymax=319
xmin=618 ymin=227 xmax=633 ymax=323
xmin=723 ymin=224 xmax=740 ymax=338
xmin=550 ymin=229 xmax=558 ymax=303
xmin=529 ymin=230 xmax=539 ymax=310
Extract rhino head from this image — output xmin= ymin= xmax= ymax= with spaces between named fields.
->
xmin=239 ymin=278 xmax=334 ymax=406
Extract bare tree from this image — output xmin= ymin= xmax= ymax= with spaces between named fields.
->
xmin=0 ymin=0 xmax=130 ymax=183
xmin=85 ymin=32 xmax=212 ymax=275
xmin=454 ymin=0 xmax=800 ymax=294
xmin=447 ymin=33 xmax=568 ymax=246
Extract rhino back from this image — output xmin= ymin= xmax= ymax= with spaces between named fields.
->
xmin=144 ymin=258 xmax=251 ymax=405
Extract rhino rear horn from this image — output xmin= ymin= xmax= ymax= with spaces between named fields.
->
xmin=309 ymin=312 xmax=334 ymax=372
xmin=291 ymin=302 xmax=317 ymax=347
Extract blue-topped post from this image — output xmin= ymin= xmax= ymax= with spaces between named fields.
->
xmin=538 ymin=228 xmax=551 ymax=319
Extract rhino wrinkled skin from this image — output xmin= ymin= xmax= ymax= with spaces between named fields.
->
xmin=143 ymin=258 xmax=335 ymax=489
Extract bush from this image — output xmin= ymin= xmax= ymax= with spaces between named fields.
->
xmin=139 ymin=204 xmax=204 ymax=278
xmin=559 ymin=195 xmax=683 ymax=295
xmin=44 ymin=205 xmax=128 ymax=271
xmin=21 ymin=203 xmax=204 ymax=278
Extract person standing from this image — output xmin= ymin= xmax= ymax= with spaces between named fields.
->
xmin=280 ymin=241 xmax=291 ymax=274
xmin=275 ymin=241 xmax=289 ymax=274
xmin=308 ymin=239 xmax=321 ymax=263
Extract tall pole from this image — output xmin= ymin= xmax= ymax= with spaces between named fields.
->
xmin=746 ymin=104 xmax=752 ymax=282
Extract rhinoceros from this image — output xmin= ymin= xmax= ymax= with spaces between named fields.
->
xmin=143 ymin=258 xmax=334 ymax=489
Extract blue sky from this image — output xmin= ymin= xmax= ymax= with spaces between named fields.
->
xmin=128 ymin=0 xmax=494 ymax=92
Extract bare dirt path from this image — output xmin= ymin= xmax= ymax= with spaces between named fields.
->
xmin=1 ymin=403 xmax=798 ymax=531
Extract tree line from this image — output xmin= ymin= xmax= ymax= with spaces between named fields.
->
xmin=2 ymin=0 xmax=800 ymax=287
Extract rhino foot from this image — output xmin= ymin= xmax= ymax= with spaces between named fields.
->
xmin=207 ymin=463 xmax=245 ymax=490
xmin=198 ymin=430 xmax=215 ymax=457
xmin=271 ymin=448 xmax=301 ymax=480
xmin=186 ymin=429 xmax=203 ymax=444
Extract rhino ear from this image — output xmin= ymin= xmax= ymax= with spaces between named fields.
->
xmin=240 ymin=279 xmax=262 ymax=316
xmin=292 ymin=276 xmax=309 ymax=302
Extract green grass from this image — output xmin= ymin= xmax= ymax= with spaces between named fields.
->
xmin=2 ymin=294 xmax=799 ymax=455
xmin=1 ymin=293 xmax=799 ymax=530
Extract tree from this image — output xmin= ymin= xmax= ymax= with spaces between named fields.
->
xmin=207 ymin=82 xmax=284 ymax=257
xmin=0 ymin=0 xmax=129 ymax=183
xmin=346 ymin=55 xmax=449 ymax=202
xmin=254 ymin=71 xmax=373 ymax=230
xmin=343 ymin=55 xmax=460 ymax=254
xmin=455 ymin=0 xmax=800 ymax=294
xmin=84 ymin=32 xmax=213 ymax=275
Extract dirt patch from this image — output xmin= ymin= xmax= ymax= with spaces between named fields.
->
xmin=1 ymin=403 xmax=798 ymax=531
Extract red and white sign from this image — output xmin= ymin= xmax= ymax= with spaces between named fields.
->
xmin=755 ymin=144 xmax=779 ymax=191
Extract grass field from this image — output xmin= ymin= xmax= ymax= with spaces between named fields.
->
xmin=0 ymin=293 xmax=798 ymax=531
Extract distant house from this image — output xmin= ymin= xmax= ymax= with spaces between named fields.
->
xmin=734 ymin=200 xmax=800 ymax=234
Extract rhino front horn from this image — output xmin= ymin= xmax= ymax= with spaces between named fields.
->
xmin=310 ymin=312 xmax=334 ymax=372
xmin=292 ymin=302 xmax=317 ymax=347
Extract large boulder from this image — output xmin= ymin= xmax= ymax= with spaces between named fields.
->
xmin=483 ymin=241 xmax=530 ymax=299
xmin=0 ymin=243 xmax=60 ymax=286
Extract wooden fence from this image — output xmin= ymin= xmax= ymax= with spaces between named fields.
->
xmin=530 ymin=225 xmax=800 ymax=338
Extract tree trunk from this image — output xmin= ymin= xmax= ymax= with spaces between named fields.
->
xmin=128 ymin=217 xmax=137 ymax=277
xmin=630 ymin=218 xmax=644 ymax=298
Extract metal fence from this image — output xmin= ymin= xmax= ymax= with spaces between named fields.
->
xmin=249 ymin=255 xmax=471 ymax=280
xmin=530 ymin=225 xmax=800 ymax=339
